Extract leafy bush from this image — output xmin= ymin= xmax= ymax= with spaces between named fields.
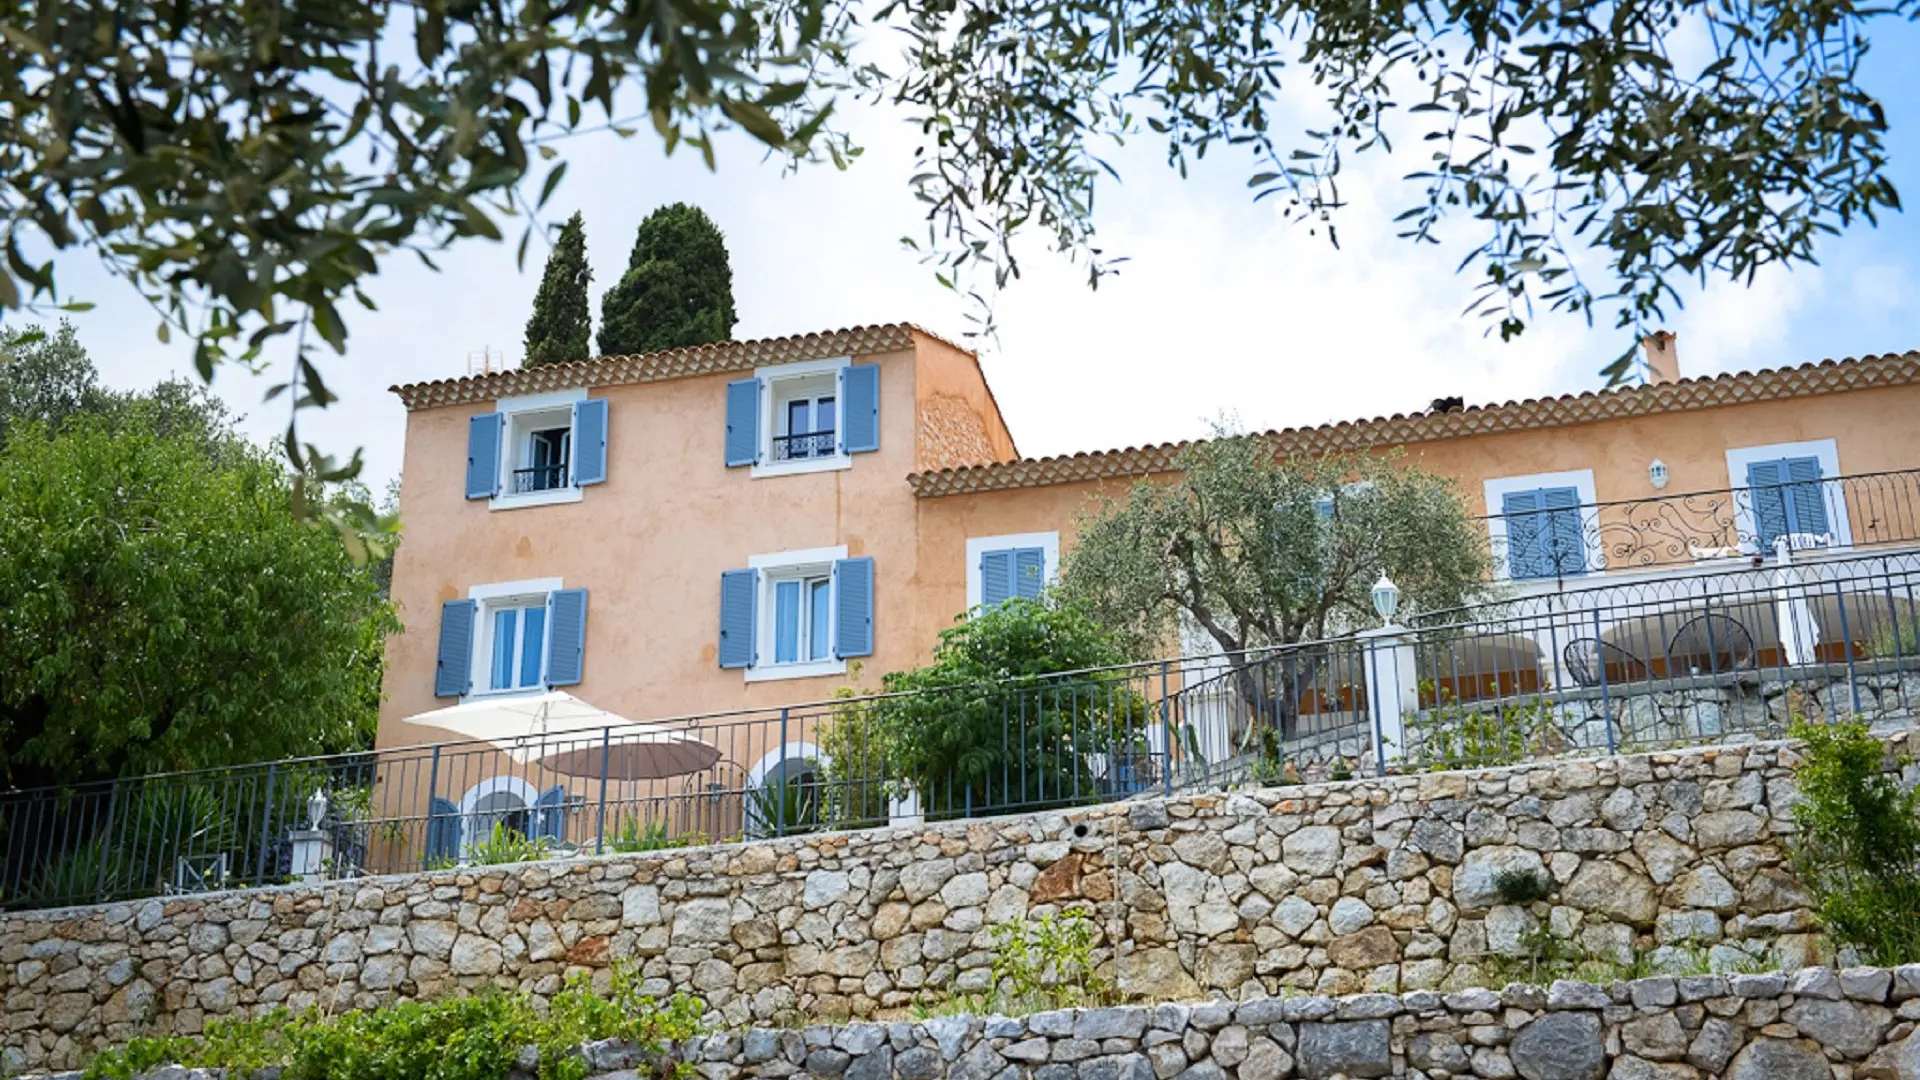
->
xmin=608 ymin=817 xmax=687 ymax=854
xmin=1493 ymin=868 xmax=1553 ymax=905
xmin=1789 ymin=719 xmax=1920 ymax=966
xmin=864 ymin=600 xmax=1148 ymax=819
xmin=1868 ymin=620 xmax=1919 ymax=661
xmin=816 ymin=682 xmax=897 ymax=830
xmin=84 ymin=966 xmax=702 ymax=1080
xmin=1406 ymin=685 xmax=1560 ymax=771
xmin=465 ymin=822 xmax=553 ymax=866
xmin=990 ymin=911 xmax=1115 ymax=1012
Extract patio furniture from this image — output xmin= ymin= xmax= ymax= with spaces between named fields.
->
xmin=1562 ymin=638 xmax=1650 ymax=688
xmin=1666 ymin=613 xmax=1757 ymax=675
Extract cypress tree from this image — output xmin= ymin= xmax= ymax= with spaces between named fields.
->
xmin=522 ymin=212 xmax=594 ymax=367
xmin=597 ymin=203 xmax=738 ymax=356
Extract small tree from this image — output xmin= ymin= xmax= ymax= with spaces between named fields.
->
xmin=0 ymin=418 xmax=398 ymax=788
xmin=522 ymin=212 xmax=594 ymax=367
xmin=836 ymin=600 xmax=1147 ymax=820
xmin=1790 ymin=719 xmax=1920 ymax=966
xmin=597 ymin=204 xmax=737 ymax=356
xmin=1056 ymin=435 xmax=1490 ymax=743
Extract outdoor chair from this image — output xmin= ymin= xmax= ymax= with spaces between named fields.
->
xmin=1665 ymin=613 xmax=1758 ymax=676
xmin=1562 ymin=638 xmax=1651 ymax=688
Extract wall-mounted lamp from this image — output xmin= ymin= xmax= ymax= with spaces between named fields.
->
xmin=1648 ymin=459 xmax=1670 ymax=490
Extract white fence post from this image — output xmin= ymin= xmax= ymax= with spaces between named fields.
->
xmin=1360 ymin=627 xmax=1420 ymax=769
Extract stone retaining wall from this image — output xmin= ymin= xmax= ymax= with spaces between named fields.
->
xmin=72 ymin=967 xmax=1920 ymax=1079
xmin=7 ymin=731 xmax=1917 ymax=1071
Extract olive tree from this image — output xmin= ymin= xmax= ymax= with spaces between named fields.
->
xmin=1056 ymin=436 xmax=1490 ymax=743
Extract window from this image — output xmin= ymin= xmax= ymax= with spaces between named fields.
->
xmin=772 ymin=573 xmax=834 ymax=663
xmin=1483 ymin=470 xmax=1599 ymax=582
xmin=486 ymin=599 xmax=548 ymax=690
xmin=433 ymin=579 xmax=588 ymax=698
xmin=466 ymin=389 xmax=608 ymax=509
xmin=1727 ymin=440 xmax=1848 ymax=553
xmin=775 ymin=387 xmax=837 ymax=462
xmin=522 ymin=425 xmax=571 ymax=492
xmin=966 ymin=532 xmax=1060 ymax=611
xmin=718 ymin=548 xmax=874 ymax=681
xmin=725 ymin=357 xmax=880 ymax=476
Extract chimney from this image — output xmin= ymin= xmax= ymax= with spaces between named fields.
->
xmin=1642 ymin=330 xmax=1680 ymax=385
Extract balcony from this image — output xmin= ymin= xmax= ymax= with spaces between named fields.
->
xmin=772 ymin=431 xmax=837 ymax=461
xmin=512 ymin=463 xmax=568 ymax=493
xmin=1480 ymin=468 xmax=1920 ymax=584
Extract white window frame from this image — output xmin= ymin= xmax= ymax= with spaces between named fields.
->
xmin=745 ymin=545 xmax=849 ymax=682
xmin=751 ymin=357 xmax=853 ymax=480
xmin=457 ymin=775 xmax=541 ymax=855
xmin=491 ymin=388 xmax=587 ymax=511
xmin=1483 ymin=470 xmax=1602 ymax=582
xmin=964 ymin=531 xmax=1061 ymax=611
xmin=464 ymin=577 xmax=563 ymax=701
xmin=1725 ymin=438 xmax=1852 ymax=550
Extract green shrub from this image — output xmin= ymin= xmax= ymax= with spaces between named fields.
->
xmin=465 ymin=822 xmax=552 ymax=866
xmin=869 ymin=599 xmax=1148 ymax=819
xmin=915 ymin=910 xmax=1116 ymax=1018
xmin=608 ymin=817 xmax=686 ymax=854
xmin=1493 ymin=868 xmax=1552 ymax=905
xmin=84 ymin=966 xmax=702 ymax=1080
xmin=1407 ymin=685 xmax=1558 ymax=771
xmin=1868 ymin=620 xmax=1919 ymax=660
xmin=1789 ymin=719 xmax=1920 ymax=966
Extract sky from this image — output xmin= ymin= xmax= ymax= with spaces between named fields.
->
xmin=25 ymin=18 xmax=1920 ymax=491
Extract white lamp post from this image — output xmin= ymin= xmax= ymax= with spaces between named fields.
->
xmin=1371 ymin=573 xmax=1401 ymax=626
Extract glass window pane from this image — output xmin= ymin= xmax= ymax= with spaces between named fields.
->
xmin=817 ymin=395 xmax=836 ymax=433
xmin=786 ymin=400 xmax=810 ymax=436
xmin=809 ymin=578 xmax=832 ymax=661
xmin=774 ymin=581 xmax=801 ymax=664
xmin=519 ymin=605 xmax=547 ymax=688
xmin=490 ymin=609 xmax=518 ymax=691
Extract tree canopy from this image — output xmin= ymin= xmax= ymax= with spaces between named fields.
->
xmin=597 ymin=204 xmax=738 ymax=356
xmin=0 ymin=418 xmax=398 ymax=788
xmin=1058 ymin=438 xmax=1492 ymax=659
xmin=523 ymin=213 xmax=595 ymax=367
xmin=3 ymin=0 xmax=1901 ymax=411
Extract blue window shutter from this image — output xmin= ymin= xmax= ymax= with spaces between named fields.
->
xmin=1782 ymin=456 xmax=1829 ymax=536
xmin=719 ymin=569 xmax=758 ymax=668
xmin=979 ymin=549 xmax=1014 ymax=607
xmin=725 ymin=379 xmax=761 ymax=467
xmin=466 ymin=413 xmax=503 ymax=499
xmin=544 ymin=588 xmax=588 ymax=687
xmin=426 ymin=797 xmax=461 ymax=865
xmin=1012 ymin=547 xmax=1047 ymax=599
xmin=834 ymin=556 xmax=875 ymax=658
xmin=434 ymin=599 xmax=476 ymax=697
xmin=1747 ymin=459 xmax=1790 ymax=549
xmin=1539 ymin=487 xmax=1587 ymax=577
xmin=1501 ymin=489 xmax=1547 ymax=580
xmin=531 ymin=785 xmax=568 ymax=844
xmin=572 ymin=398 xmax=608 ymax=486
xmin=841 ymin=364 xmax=880 ymax=454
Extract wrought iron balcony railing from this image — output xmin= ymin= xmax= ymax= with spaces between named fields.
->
xmin=512 ymin=463 xmax=569 ymax=493
xmin=772 ymin=431 xmax=836 ymax=461
xmin=1478 ymin=468 xmax=1920 ymax=580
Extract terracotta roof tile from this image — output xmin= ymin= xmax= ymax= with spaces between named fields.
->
xmin=390 ymin=323 xmax=964 ymax=410
xmin=907 ymin=350 xmax=1920 ymax=498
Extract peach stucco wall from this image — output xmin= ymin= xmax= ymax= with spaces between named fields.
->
xmin=380 ymin=349 xmax=1920 ymax=759
xmin=377 ymin=345 xmax=933 ymax=753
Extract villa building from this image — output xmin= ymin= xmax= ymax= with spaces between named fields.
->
xmin=375 ymin=324 xmax=1920 ymax=855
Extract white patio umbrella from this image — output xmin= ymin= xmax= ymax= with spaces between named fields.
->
xmin=401 ymin=691 xmax=721 ymax=781
xmin=1773 ymin=538 xmax=1822 ymax=667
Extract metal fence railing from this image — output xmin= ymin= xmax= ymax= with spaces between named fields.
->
xmin=5 ymin=554 xmax=1920 ymax=911
xmin=1478 ymin=467 xmax=1920 ymax=581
